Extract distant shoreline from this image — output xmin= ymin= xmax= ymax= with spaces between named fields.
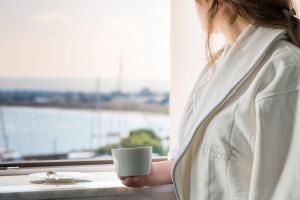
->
xmin=0 ymin=102 xmax=169 ymax=114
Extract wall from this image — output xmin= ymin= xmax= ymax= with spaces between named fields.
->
xmin=170 ymin=0 xmax=205 ymax=152
xmin=169 ymin=0 xmax=300 ymax=152
xmin=170 ymin=0 xmax=225 ymax=152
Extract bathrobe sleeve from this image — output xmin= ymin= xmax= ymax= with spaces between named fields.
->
xmin=167 ymin=65 xmax=216 ymax=161
xmin=167 ymin=145 xmax=179 ymax=160
xmin=250 ymin=92 xmax=300 ymax=199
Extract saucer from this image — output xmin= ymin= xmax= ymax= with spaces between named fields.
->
xmin=30 ymin=172 xmax=88 ymax=183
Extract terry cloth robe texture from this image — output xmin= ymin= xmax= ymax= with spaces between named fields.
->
xmin=171 ymin=24 xmax=300 ymax=200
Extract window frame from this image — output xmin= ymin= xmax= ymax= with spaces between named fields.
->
xmin=0 ymin=0 xmax=171 ymax=170
xmin=0 ymin=157 xmax=167 ymax=169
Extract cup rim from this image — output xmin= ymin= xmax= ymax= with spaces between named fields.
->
xmin=111 ymin=146 xmax=152 ymax=152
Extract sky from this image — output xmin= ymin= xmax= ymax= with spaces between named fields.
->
xmin=0 ymin=0 xmax=170 ymax=82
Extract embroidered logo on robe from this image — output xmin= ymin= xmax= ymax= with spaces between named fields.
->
xmin=202 ymin=143 xmax=238 ymax=162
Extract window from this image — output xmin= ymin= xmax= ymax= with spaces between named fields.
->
xmin=0 ymin=0 xmax=170 ymax=164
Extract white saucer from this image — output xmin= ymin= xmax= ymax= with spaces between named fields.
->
xmin=30 ymin=172 xmax=88 ymax=183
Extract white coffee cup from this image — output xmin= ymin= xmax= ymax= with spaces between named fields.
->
xmin=111 ymin=147 xmax=152 ymax=177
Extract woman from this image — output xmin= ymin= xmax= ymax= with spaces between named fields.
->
xmin=119 ymin=0 xmax=300 ymax=199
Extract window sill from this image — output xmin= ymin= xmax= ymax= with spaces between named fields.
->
xmin=0 ymin=164 xmax=176 ymax=200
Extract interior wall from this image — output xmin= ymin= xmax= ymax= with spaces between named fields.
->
xmin=169 ymin=0 xmax=207 ymax=151
xmin=169 ymin=0 xmax=300 ymax=153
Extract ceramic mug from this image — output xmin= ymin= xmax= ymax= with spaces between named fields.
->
xmin=111 ymin=147 xmax=152 ymax=177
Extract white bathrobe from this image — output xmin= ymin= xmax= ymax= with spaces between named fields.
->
xmin=170 ymin=25 xmax=300 ymax=200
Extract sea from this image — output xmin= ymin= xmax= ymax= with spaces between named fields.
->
xmin=0 ymin=106 xmax=170 ymax=157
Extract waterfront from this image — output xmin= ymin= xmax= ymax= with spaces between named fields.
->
xmin=0 ymin=106 xmax=169 ymax=157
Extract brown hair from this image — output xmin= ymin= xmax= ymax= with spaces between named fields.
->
xmin=206 ymin=0 xmax=300 ymax=65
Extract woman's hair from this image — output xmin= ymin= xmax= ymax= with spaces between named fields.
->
xmin=206 ymin=0 xmax=300 ymax=65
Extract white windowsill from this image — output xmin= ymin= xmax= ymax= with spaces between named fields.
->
xmin=0 ymin=164 xmax=176 ymax=200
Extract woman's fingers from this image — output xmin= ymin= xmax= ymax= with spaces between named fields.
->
xmin=118 ymin=176 xmax=138 ymax=181
xmin=118 ymin=176 xmax=128 ymax=180
xmin=121 ymin=176 xmax=144 ymax=188
xmin=118 ymin=161 xmax=174 ymax=187
xmin=123 ymin=177 xmax=138 ymax=186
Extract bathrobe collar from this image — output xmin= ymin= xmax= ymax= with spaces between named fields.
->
xmin=175 ymin=24 xmax=288 ymax=169
xmin=172 ymin=25 xmax=288 ymax=200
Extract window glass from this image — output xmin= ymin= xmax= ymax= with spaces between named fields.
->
xmin=0 ymin=0 xmax=170 ymax=161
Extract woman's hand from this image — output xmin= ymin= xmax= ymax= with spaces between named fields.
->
xmin=118 ymin=160 xmax=174 ymax=188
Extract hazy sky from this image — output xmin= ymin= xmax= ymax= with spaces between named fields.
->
xmin=0 ymin=0 xmax=170 ymax=81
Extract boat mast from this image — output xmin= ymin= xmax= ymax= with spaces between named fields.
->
xmin=117 ymin=55 xmax=123 ymax=94
xmin=95 ymin=77 xmax=103 ymax=146
xmin=0 ymin=107 xmax=8 ymax=149
xmin=107 ymin=55 xmax=123 ymax=141
xmin=117 ymin=55 xmax=123 ymax=135
xmin=89 ymin=77 xmax=102 ymax=149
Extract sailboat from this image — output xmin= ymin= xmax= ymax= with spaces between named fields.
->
xmin=0 ymin=107 xmax=8 ymax=150
xmin=0 ymin=107 xmax=21 ymax=161
xmin=89 ymin=54 xmax=167 ymax=153
xmin=89 ymin=55 xmax=124 ymax=150
xmin=106 ymin=55 xmax=123 ymax=138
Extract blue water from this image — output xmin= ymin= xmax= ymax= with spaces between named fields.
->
xmin=0 ymin=106 xmax=169 ymax=156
